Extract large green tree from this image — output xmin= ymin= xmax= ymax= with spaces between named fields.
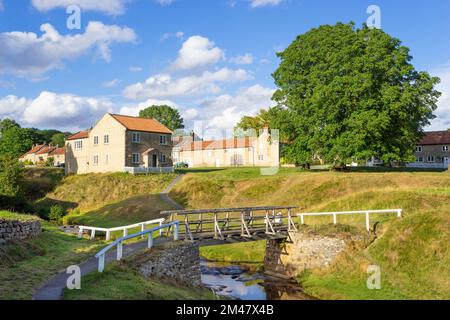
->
xmin=272 ymin=23 xmax=441 ymax=167
xmin=139 ymin=105 xmax=184 ymax=131
xmin=0 ymin=126 xmax=34 ymax=158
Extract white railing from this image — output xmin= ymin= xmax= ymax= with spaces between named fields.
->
xmin=123 ymin=166 xmax=175 ymax=174
xmin=297 ymin=209 xmax=402 ymax=231
xmin=94 ymin=221 xmax=179 ymax=273
xmin=78 ymin=218 xmax=166 ymax=241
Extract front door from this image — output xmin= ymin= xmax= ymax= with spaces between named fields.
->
xmin=152 ymin=154 xmax=158 ymax=167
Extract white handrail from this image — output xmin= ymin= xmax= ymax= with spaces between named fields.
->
xmin=95 ymin=221 xmax=179 ymax=273
xmin=297 ymin=209 xmax=402 ymax=231
xmin=78 ymin=218 xmax=166 ymax=241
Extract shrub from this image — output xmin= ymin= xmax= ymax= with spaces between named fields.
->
xmin=48 ymin=205 xmax=65 ymax=221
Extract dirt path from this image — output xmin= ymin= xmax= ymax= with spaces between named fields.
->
xmin=159 ymin=174 xmax=185 ymax=210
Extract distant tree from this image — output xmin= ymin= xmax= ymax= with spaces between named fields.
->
xmin=0 ymin=156 xmax=24 ymax=197
xmin=51 ymin=133 xmax=66 ymax=147
xmin=0 ymin=126 xmax=34 ymax=158
xmin=0 ymin=119 xmax=20 ymax=134
xmin=234 ymin=109 xmax=271 ymax=136
xmin=272 ymin=22 xmax=441 ymax=167
xmin=139 ymin=105 xmax=184 ymax=131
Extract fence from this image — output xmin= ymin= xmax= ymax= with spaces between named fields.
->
xmin=123 ymin=167 xmax=175 ymax=174
xmin=94 ymin=221 xmax=179 ymax=273
xmin=297 ymin=209 xmax=402 ymax=231
xmin=78 ymin=218 xmax=166 ymax=241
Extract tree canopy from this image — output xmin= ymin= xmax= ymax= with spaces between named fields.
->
xmin=234 ymin=109 xmax=271 ymax=136
xmin=271 ymin=23 xmax=441 ymax=166
xmin=139 ymin=105 xmax=184 ymax=131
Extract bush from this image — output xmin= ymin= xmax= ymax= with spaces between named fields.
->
xmin=48 ymin=205 xmax=65 ymax=221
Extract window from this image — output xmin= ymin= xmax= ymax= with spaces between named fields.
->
xmin=94 ymin=136 xmax=99 ymax=145
xmin=427 ymin=156 xmax=435 ymax=163
xmin=258 ymin=155 xmax=264 ymax=161
xmin=104 ymin=135 xmax=109 ymax=144
xmin=132 ymin=153 xmax=140 ymax=164
xmin=415 ymin=146 xmax=423 ymax=152
xmin=105 ymin=154 xmax=109 ymax=165
xmin=161 ymin=154 xmax=167 ymax=163
xmin=74 ymin=140 xmax=83 ymax=150
xmin=160 ymin=135 xmax=167 ymax=145
xmin=417 ymin=157 xmax=423 ymax=163
xmin=93 ymin=155 xmax=99 ymax=166
xmin=443 ymin=145 xmax=449 ymax=152
xmin=132 ymin=132 xmax=141 ymax=143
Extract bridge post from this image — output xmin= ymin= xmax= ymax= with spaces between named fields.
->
xmin=174 ymin=222 xmax=179 ymax=241
xmin=106 ymin=231 xmax=111 ymax=241
xmin=117 ymin=241 xmax=123 ymax=261
xmin=148 ymin=232 xmax=154 ymax=248
xmin=98 ymin=253 xmax=105 ymax=273
xmin=78 ymin=227 xmax=83 ymax=238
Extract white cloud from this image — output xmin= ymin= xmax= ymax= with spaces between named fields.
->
xmin=250 ymin=0 xmax=283 ymax=8
xmin=31 ymin=0 xmax=127 ymax=15
xmin=161 ymin=31 xmax=184 ymax=41
xmin=119 ymin=98 xmax=197 ymax=122
xmin=427 ymin=63 xmax=450 ymax=130
xmin=0 ymin=22 xmax=136 ymax=77
xmin=156 ymin=0 xmax=176 ymax=5
xmin=230 ymin=53 xmax=254 ymax=65
xmin=0 ymin=95 xmax=29 ymax=119
xmin=102 ymin=79 xmax=121 ymax=88
xmin=123 ymin=68 xmax=250 ymax=100
xmin=171 ymin=35 xmax=224 ymax=71
xmin=198 ymin=84 xmax=275 ymax=132
xmin=0 ymin=92 xmax=113 ymax=130
xmin=129 ymin=66 xmax=143 ymax=72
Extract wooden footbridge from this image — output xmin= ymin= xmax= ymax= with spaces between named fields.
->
xmin=161 ymin=206 xmax=299 ymax=242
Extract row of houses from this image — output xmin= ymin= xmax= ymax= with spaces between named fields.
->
xmin=19 ymin=144 xmax=65 ymax=166
xmin=19 ymin=112 xmax=450 ymax=174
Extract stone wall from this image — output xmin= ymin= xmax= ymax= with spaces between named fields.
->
xmin=0 ymin=219 xmax=41 ymax=245
xmin=135 ymin=241 xmax=201 ymax=287
xmin=264 ymin=231 xmax=359 ymax=278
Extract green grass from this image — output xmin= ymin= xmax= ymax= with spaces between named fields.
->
xmin=0 ymin=219 xmax=104 ymax=300
xmin=200 ymin=241 xmax=266 ymax=267
xmin=170 ymin=168 xmax=450 ymax=300
xmin=0 ymin=210 xmax=40 ymax=221
xmin=64 ymin=262 xmax=217 ymax=300
xmin=41 ymin=172 xmax=177 ymax=212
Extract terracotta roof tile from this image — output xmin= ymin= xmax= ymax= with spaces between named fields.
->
xmin=49 ymin=147 xmax=65 ymax=156
xmin=36 ymin=146 xmax=56 ymax=155
xmin=179 ymin=137 xmax=255 ymax=151
xmin=110 ymin=114 xmax=172 ymax=134
xmin=418 ymin=131 xmax=450 ymax=145
xmin=67 ymin=131 xmax=90 ymax=141
xmin=24 ymin=144 xmax=45 ymax=155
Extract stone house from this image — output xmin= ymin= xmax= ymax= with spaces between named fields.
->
xmin=408 ymin=130 xmax=450 ymax=168
xmin=65 ymin=113 xmax=173 ymax=174
xmin=172 ymin=127 xmax=279 ymax=168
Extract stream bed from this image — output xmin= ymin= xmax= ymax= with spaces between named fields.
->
xmin=200 ymin=260 xmax=314 ymax=300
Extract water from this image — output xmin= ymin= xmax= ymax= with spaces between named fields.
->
xmin=200 ymin=260 xmax=314 ymax=300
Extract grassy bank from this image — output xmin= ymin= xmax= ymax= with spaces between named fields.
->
xmin=200 ymin=241 xmax=266 ymax=268
xmin=0 ymin=211 xmax=103 ymax=300
xmin=64 ymin=261 xmax=217 ymax=300
xmin=170 ymin=168 xmax=450 ymax=300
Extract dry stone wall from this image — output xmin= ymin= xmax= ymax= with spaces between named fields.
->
xmin=0 ymin=219 xmax=41 ymax=245
xmin=136 ymin=241 xmax=202 ymax=287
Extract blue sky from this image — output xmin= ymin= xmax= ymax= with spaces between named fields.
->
xmin=0 ymin=0 xmax=449 ymax=134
